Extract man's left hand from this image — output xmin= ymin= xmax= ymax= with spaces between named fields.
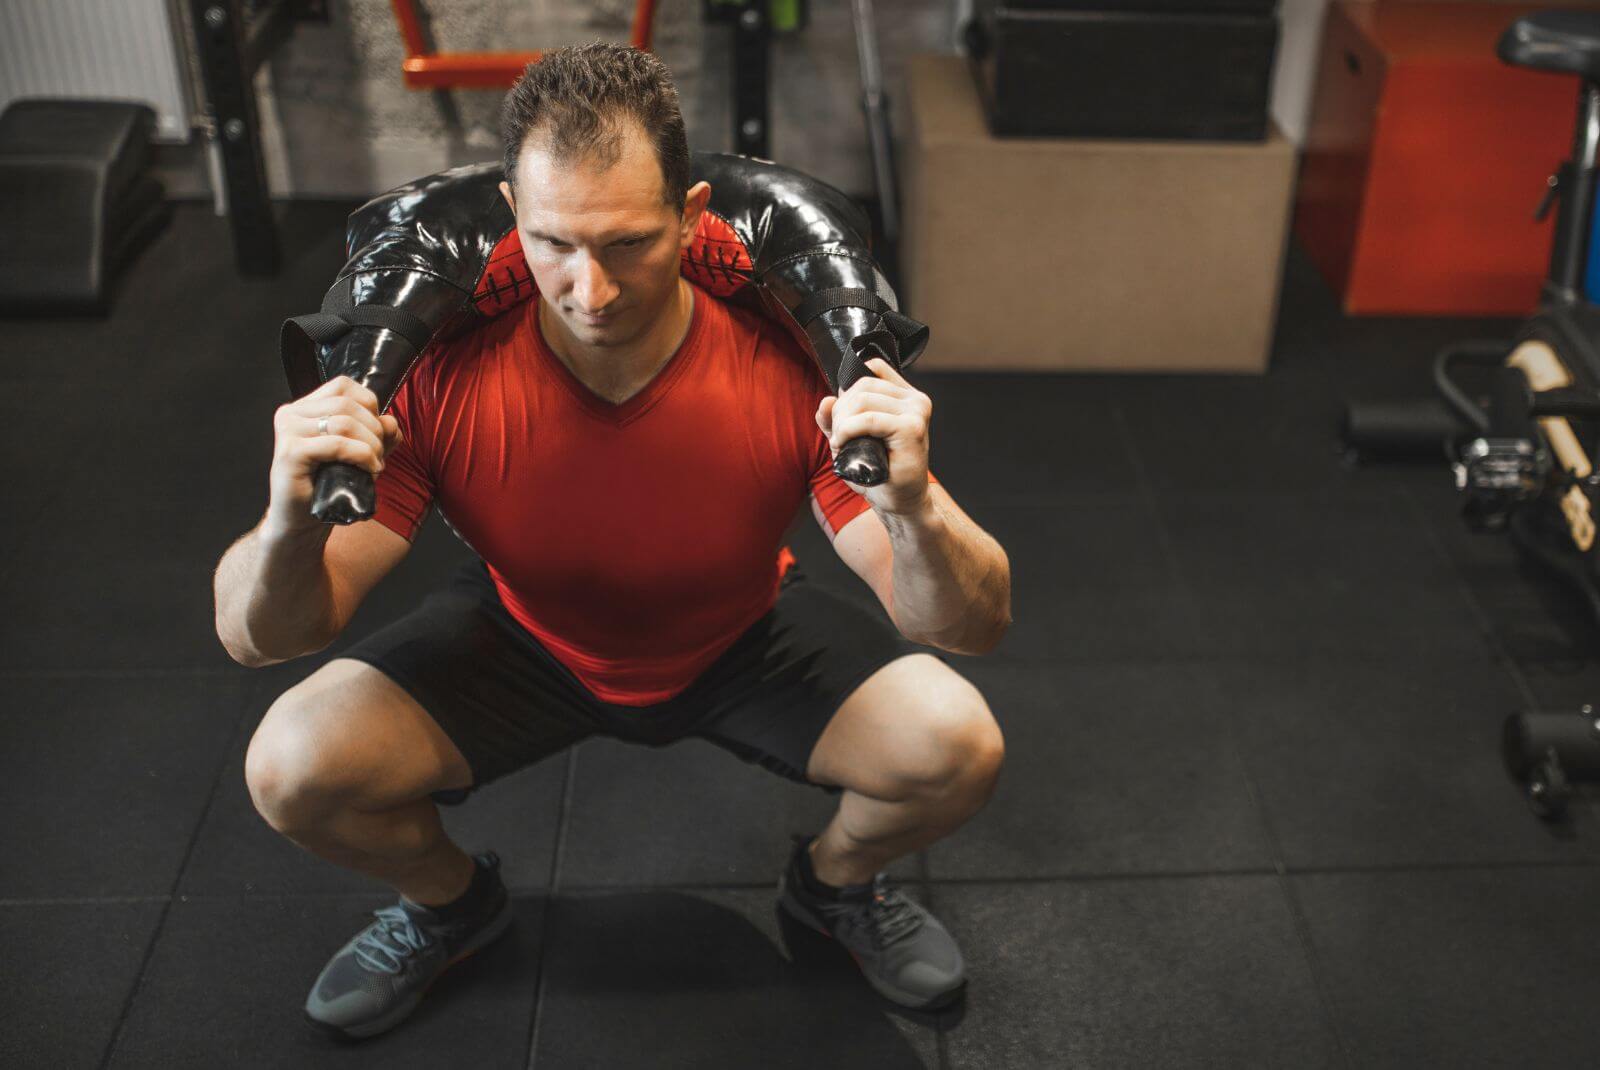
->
xmin=816 ymin=357 xmax=932 ymax=518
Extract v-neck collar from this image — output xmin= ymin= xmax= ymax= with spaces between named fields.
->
xmin=529 ymin=289 xmax=705 ymax=427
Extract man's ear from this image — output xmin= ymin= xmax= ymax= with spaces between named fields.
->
xmin=679 ymin=181 xmax=711 ymax=248
xmin=498 ymin=180 xmax=516 ymax=217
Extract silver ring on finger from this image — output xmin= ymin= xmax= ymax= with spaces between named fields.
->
xmin=317 ymin=416 xmax=331 ymax=435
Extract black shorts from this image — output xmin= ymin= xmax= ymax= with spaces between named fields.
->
xmin=340 ymin=556 xmax=927 ymax=804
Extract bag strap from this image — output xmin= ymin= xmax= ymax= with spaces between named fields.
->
xmin=279 ymin=281 xmax=436 ymax=398
xmin=790 ymin=286 xmax=930 ymax=368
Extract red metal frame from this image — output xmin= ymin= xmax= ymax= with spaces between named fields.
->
xmin=388 ymin=0 xmax=658 ymax=90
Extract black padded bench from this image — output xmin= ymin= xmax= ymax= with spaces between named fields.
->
xmin=0 ymin=99 xmax=173 ymax=315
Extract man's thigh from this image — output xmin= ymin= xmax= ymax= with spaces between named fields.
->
xmin=248 ymin=657 xmax=476 ymax=811
xmin=682 ymin=566 xmax=930 ymax=787
xmin=334 ymin=556 xmax=598 ymax=798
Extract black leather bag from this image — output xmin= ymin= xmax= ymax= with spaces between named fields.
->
xmin=281 ymin=153 xmax=929 ymax=523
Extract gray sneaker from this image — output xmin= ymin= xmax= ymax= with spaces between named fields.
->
xmin=304 ymin=850 xmax=513 ymax=1040
xmin=777 ymin=837 xmax=966 ymax=1010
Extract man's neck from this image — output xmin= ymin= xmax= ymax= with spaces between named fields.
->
xmin=539 ymin=279 xmax=695 ymax=397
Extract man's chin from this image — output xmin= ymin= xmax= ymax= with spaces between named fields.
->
xmin=583 ymin=329 xmax=630 ymax=348
xmin=565 ymin=314 xmax=629 ymax=343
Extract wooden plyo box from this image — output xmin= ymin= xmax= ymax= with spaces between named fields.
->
xmin=901 ymin=56 xmax=1296 ymax=373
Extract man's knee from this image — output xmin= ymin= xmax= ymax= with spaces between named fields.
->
xmin=244 ymin=687 xmax=365 ymax=834
xmin=899 ymin=685 xmax=1005 ymax=803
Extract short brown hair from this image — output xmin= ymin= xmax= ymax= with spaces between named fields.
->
xmin=500 ymin=43 xmax=690 ymax=211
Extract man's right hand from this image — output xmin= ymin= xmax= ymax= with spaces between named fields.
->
xmin=266 ymin=376 xmax=402 ymax=535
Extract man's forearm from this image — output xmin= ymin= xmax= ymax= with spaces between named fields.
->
xmin=882 ymin=492 xmax=1011 ymax=656
xmin=213 ymin=519 xmax=340 ymax=667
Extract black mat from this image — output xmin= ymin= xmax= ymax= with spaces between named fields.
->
xmin=3 ymin=202 xmax=1596 ymax=1068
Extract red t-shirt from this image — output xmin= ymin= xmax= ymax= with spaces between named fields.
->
xmin=371 ymin=284 xmax=934 ymax=706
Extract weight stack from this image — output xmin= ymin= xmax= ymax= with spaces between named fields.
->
xmin=967 ymin=0 xmax=1280 ymax=140
xmin=0 ymin=99 xmax=173 ymax=316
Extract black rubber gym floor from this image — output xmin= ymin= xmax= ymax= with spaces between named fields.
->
xmin=6 ymin=202 xmax=1600 ymax=1068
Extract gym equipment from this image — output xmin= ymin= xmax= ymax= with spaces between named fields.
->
xmin=850 ymin=0 xmax=898 ymax=244
xmin=0 ymin=99 xmax=172 ymax=315
xmin=280 ymin=152 xmax=928 ymax=525
xmin=1345 ymin=12 xmax=1600 ymax=820
xmin=387 ymin=0 xmax=657 ymax=88
xmin=1503 ymin=705 xmax=1600 ymax=821
xmin=704 ymin=0 xmax=776 ymax=159
xmin=1295 ymin=3 xmax=1576 ymax=316
xmin=964 ymin=1 xmax=1279 ymax=140
xmin=185 ymin=0 xmax=311 ymax=276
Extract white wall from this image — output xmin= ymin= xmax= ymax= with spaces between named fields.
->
xmin=0 ymin=0 xmax=192 ymax=141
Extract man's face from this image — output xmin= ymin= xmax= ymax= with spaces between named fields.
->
xmin=500 ymin=124 xmax=700 ymax=351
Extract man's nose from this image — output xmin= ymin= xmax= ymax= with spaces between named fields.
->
xmin=572 ymin=252 xmax=619 ymax=312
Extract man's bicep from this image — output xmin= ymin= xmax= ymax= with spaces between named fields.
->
xmin=322 ymin=517 xmax=414 ymax=632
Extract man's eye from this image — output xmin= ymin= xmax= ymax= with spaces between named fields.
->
xmin=543 ymin=238 xmax=569 ymax=249
xmin=615 ymin=238 xmax=644 ymax=248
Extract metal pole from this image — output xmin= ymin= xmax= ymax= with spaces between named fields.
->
xmin=187 ymin=0 xmax=280 ymax=275
xmin=851 ymin=0 xmax=898 ymax=243
xmin=732 ymin=1 xmax=771 ymax=158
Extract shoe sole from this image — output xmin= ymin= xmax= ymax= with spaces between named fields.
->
xmin=775 ymin=891 xmax=967 ymax=1012
xmin=304 ymin=894 xmax=516 ymax=1042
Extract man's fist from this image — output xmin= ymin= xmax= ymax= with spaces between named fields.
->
xmin=265 ymin=376 xmax=401 ymax=533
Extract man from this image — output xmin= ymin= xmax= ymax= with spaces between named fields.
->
xmin=213 ymin=43 xmax=1010 ymax=1040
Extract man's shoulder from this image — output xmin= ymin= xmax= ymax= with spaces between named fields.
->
xmin=436 ymin=301 xmax=531 ymax=357
xmin=699 ymin=286 xmax=812 ymax=372
xmin=412 ymin=302 xmax=530 ymax=374
xmin=392 ymin=305 xmax=529 ymax=417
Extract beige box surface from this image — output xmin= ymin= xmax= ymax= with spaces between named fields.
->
xmin=902 ymin=55 xmax=1297 ymax=373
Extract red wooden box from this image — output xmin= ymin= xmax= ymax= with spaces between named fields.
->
xmin=1294 ymin=2 xmax=1578 ymax=315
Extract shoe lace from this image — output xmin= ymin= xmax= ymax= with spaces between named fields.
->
xmin=865 ymin=876 xmax=924 ymax=950
xmin=353 ymin=905 xmax=436 ymax=975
